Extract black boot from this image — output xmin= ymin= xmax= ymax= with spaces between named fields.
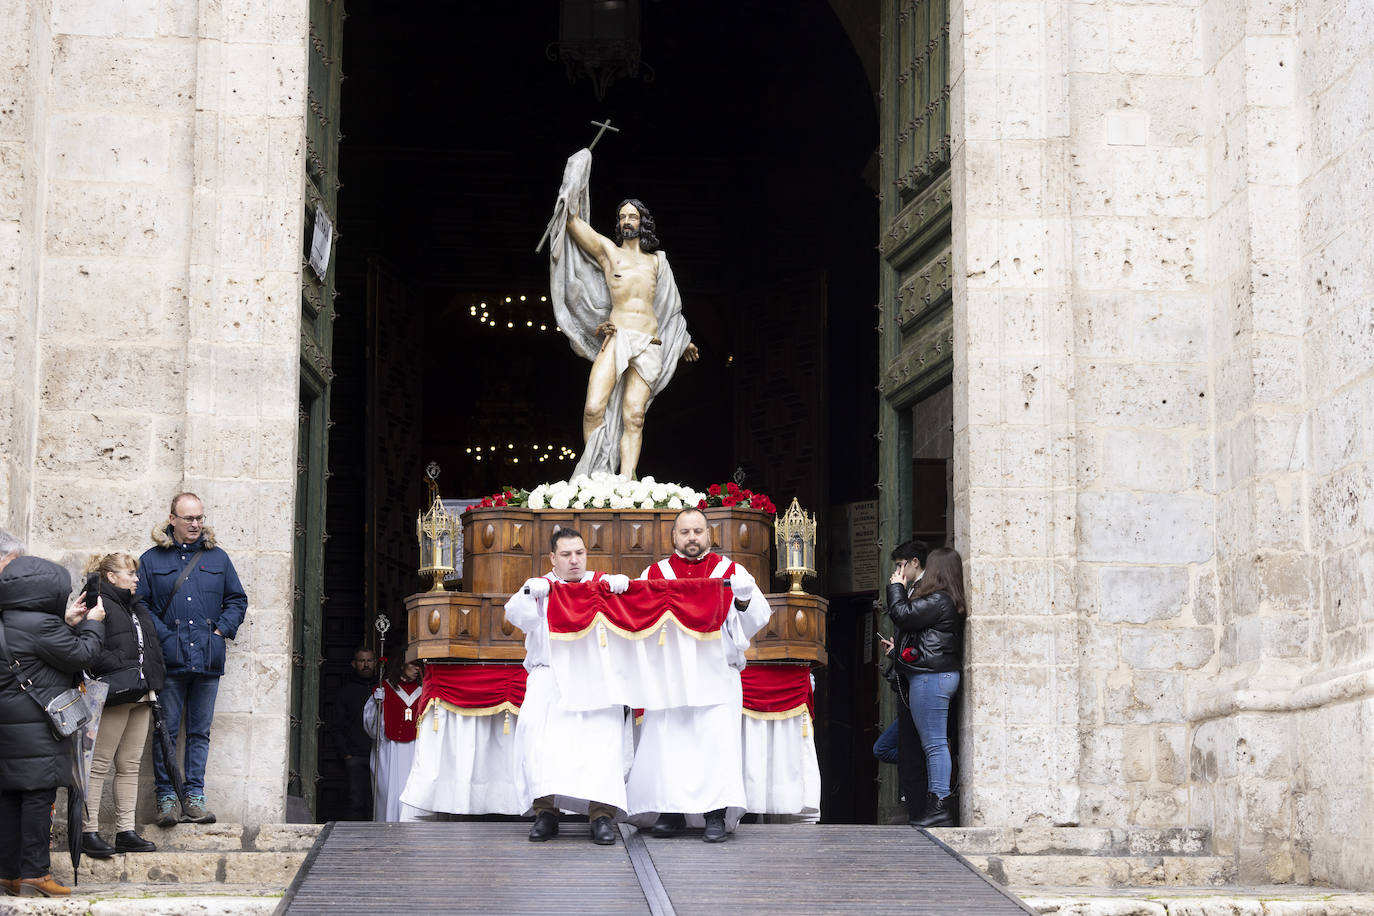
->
xmin=81 ymin=832 xmax=116 ymax=859
xmin=528 ymin=810 xmax=559 ymax=842
xmin=702 ymin=809 xmax=729 ymax=843
xmin=648 ymin=812 xmax=685 ymax=838
xmin=911 ymin=793 xmax=955 ymax=828
xmin=114 ymin=831 xmax=157 ymax=853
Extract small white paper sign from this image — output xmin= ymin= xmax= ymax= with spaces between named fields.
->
xmin=308 ymin=203 xmax=334 ymax=279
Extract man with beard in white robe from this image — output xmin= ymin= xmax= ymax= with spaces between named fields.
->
xmin=629 ymin=507 xmax=772 ymax=842
xmin=504 ymin=528 xmax=632 ymax=845
xmin=363 ymin=659 xmax=424 ymax=822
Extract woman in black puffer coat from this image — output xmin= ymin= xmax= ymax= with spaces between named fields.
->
xmin=885 ymin=546 xmax=966 ymax=828
xmin=0 ymin=554 xmax=105 ymax=897
xmin=81 ymin=553 xmax=165 ymax=859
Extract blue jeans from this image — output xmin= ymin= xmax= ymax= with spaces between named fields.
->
xmin=906 ymin=670 xmax=960 ymax=798
xmin=153 ymin=672 xmax=220 ymax=797
xmin=873 ymin=719 xmax=901 ymax=764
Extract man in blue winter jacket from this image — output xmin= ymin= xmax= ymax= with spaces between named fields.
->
xmin=136 ymin=492 xmax=248 ymax=827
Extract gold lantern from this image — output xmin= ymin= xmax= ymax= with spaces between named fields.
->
xmin=774 ymin=497 xmax=817 ymax=596
xmin=416 ymin=462 xmax=458 ymax=592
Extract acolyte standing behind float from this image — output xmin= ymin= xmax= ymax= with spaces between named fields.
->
xmin=362 ymin=659 xmax=424 ymax=822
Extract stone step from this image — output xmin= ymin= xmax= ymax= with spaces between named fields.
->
xmin=930 ymin=826 xmax=1212 ymax=857
xmin=54 ymin=823 xmax=321 ymax=853
xmin=1022 ymin=887 xmax=1374 ymax=915
xmin=0 ymin=886 xmax=278 ymax=914
xmin=51 ymin=850 xmax=307 ymax=888
xmin=962 ymin=853 xmax=1238 ymax=888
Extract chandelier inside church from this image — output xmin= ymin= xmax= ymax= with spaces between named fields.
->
xmin=548 ymin=0 xmax=655 ymax=101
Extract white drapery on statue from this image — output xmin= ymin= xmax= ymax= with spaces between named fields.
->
xmin=548 ymin=148 xmax=693 ymax=477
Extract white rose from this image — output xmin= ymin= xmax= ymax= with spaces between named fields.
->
xmin=528 ymin=491 xmax=546 ymax=509
xmin=571 ymin=498 xmax=585 ymax=509
xmin=650 ymin=485 xmax=668 ymax=502
xmin=667 ymin=496 xmax=683 ymax=509
xmin=638 ymin=497 xmax=656 ymax=509
xmin=550 ymin=493 xmax=570 ymax=510
xmin=640 ymin=476 xmax=656 ymax=486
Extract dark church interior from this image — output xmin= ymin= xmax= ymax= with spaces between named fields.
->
xmin=315 ymin=0 xmax=887 ymax=822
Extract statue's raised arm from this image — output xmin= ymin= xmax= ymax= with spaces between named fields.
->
xmin=547 ymin=149 xmax=696 ymax=480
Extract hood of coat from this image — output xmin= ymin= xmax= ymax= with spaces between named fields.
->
xmin=0 ymin=555 xmax=72 ymax=617
xmin=151 ymin=523 xmax=218 ymax=551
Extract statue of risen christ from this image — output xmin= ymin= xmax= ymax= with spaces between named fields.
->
xmin=548 ymin=149 xmax=698 ymax=480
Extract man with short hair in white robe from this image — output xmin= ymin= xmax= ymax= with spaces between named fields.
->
xmin=504 ymin=528 xmax=632 ymax=845
xmin=629 ymin=507 xmax=772 ymax=842
xmin=362 ymin=659 xmax=424 ymax=822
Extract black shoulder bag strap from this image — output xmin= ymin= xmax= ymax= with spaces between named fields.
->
xmin=163 ymin=548 xmax=207 ymax=616
xmin=0 ymin=615 xmax=48 ymax=714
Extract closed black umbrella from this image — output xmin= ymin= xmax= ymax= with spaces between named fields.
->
xmin=149 ymin=698 xmax=192 ymax=812
xmin=64 ymin=735 xmax=84 ymax=883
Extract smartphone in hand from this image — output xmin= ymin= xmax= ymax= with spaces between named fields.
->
xmin=84 ymin=572 xmax=100 ymax=610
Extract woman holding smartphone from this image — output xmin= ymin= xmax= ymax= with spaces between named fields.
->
xmin=883 ymin=546 xmax=966 ymax=828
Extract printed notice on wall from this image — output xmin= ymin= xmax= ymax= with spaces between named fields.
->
xmin=308 ymin=203 xmax=334 ymax=280
xmin=829 ymin=500 xmax=880 ymax=594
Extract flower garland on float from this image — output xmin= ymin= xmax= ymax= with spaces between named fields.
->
xmin=464 ymin=472 xmax=775 ymax=514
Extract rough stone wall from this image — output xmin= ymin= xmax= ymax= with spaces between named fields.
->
xmin=1189 ymin=0 xmax=1374 ymax=889
xmin=950 ymin=0 xmax=1084 ymax=826
xmin=952 ymin=0 xmax=1373 ymax=888
xmin=0 ymin=0 xmax=307 ymax=826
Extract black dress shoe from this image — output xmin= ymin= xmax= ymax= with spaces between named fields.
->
xmin=648 ymin=812 xmax=685 ymax=838
xmin=528 ymin=810 xmax=559 ymax=842
xmin=911 ymin=793 xmax=955 ymax=828
xmin=589 ymin=816 xmax=617 ymax=846
xmin=702 ymin=809 xmax=729 ymax=843
xmin=114 ymin=831 xmax=157 ymax=853
xmin=81 ymin=832 xmax=116 ymax=859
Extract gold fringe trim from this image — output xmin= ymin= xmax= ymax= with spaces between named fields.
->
xmin=741 ymin=703 xmax=810 ymax=722
xmin=549 ymin=610 xmax=724 ymax=643
xmin=420 ymin=697 xmax=522 ymax=721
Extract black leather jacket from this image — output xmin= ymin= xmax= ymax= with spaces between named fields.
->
xmin=885 ymin=584 xmax=962 ymax=675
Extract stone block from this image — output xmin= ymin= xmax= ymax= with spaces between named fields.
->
xmin=1078 ymin=782 xmax=1130 ymax=825
xmin=34 ymin=410 xmax=152 ymax=479
xmin=1099 ymin=430 xmax=1193 ymax=492
xmin=1111 ymin=5 xmax=1202 ymax=76
xmin=220 ymin=850 xmax=305 ymax=885
xmin=1119 ymin=628 xmax=1215 ymax=671
xmin=1075 ymin=293 xmax=1210 ymax=363
xmin=1122 ymin=726 xmax=1153 ymax=782
xmin=992 ymin=852 xmax=1133 ymax=886
xmin=51 ymin=35 xmax=195 ymax=112
xmin=1079 ymin=494 xmax=1213 ymax=565
xmin=1021 ymin=899 xmax=1165 ymax=916
xmin=1079 ymin=726 xmax=1122 ymax=784
xmin=41 ymin=342 xmax=186 ymax=411
xmin=1105 ymin=670 xmax=1185 ymax=725
xmin=52 ymin=0 xmax=158 ymax=37
xmin=147 ymin=822 xmax=246 ymax=851
xmin=254 ymin=823 xmax=323 ymax=851
xmin=1005 ymin=666 xmax=1057 ymax=725
xmin=1076 ymin=361 xmax=1210 ymax=428
xmin=90 ymin=900 xmax=279 ymax=915
xmin=45 ymin=182 xmax=192 ymax=259
xmin=966 ymin=664 xmax=1007 ymax=722
xmin=30 ymin=479 xmax=166 ymax=549
xmin=38 ymin=256 xmax=188 ymax=343
xmin=49 ymin=113 xmax=173 ymax=184
xmin=124 ymin=851 xmax=225 ymax=883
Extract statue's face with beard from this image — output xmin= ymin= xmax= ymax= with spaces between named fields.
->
xmin=617 ymin=202 xmax=641 ymax=240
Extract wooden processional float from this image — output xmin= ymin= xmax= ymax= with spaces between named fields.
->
xmin=404 ymin=505 xmax=827 ymax=666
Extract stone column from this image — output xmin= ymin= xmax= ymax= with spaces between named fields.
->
xmin=950 ymin=0 xmax=1082 ymax=825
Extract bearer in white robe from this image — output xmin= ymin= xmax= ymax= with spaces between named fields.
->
xmin=504 ymin=527 xmax=632 ymax=845
xmin=628 ymin=507 xmax=772 ymax=842
xmin=362 ymin=659 xmax=424 ymax=822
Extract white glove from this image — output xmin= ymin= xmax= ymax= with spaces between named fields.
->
xmin=523 ymin=577 xmax=550 ymax=599
xmin=730 ymin=568 xmax=756 ymax=602
xmin=372 ymin=686 xmax=384 ymax=701
xmin=605 ymin=574 xmax=630 ymax=594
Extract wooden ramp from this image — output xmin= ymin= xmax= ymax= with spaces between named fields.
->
xmin=277 ymin=822 xmax=1035 ymax=915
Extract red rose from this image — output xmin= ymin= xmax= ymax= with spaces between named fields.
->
xmin=494 ymin=496 xmax=507 ymax=507
xmin=696 ymin=499 xmax=707 ymax=509
xmin=708 ymin=484 xmax=721 ymax=496
xmin=504 ymin=490 xmax=515 ymax=499
xmin=722 ymin=495 xmax=738 ymax=507
xmin=480 ymin=497 xmax=493 ymax=507
xmin=726 ymin=481 xmax=740 ymax=496
xmin=900 ymin=647 xmax=920 ymax=663
xmin=462 ymin=505 xmax=472 ymax=513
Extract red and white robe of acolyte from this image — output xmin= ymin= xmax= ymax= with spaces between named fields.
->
xmin=398 ymin=663 xmax=528 ymax=817
xmin=362 ymin=678 xmax=423 ymax=822
xmin=624 ymin=552 xmax=773 ymax=832
xmin=503 ymin=570 xmax=632 ymax=818
xmin=740 ymin=663 xmax=821 ymax=820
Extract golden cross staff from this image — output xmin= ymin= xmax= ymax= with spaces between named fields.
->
xmin=370 ymin=613 xmax=391 ymax=816
xmin=534 ymin=118 xmax=622 ymax=253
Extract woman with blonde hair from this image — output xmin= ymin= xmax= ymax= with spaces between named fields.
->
xmin=80 ymin=552 xmax=164 ymax=858
xmin=884 ymin=545 xmax=966 ymax=828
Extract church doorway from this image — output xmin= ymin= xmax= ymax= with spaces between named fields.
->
xmin=313 ymin=0 xmax=882 ymax=822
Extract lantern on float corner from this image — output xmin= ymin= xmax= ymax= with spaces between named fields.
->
xmin=774 ymin=498 xmax=817 ymax=596
xmin=416 ymin=462 xmax=458 ymax=592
